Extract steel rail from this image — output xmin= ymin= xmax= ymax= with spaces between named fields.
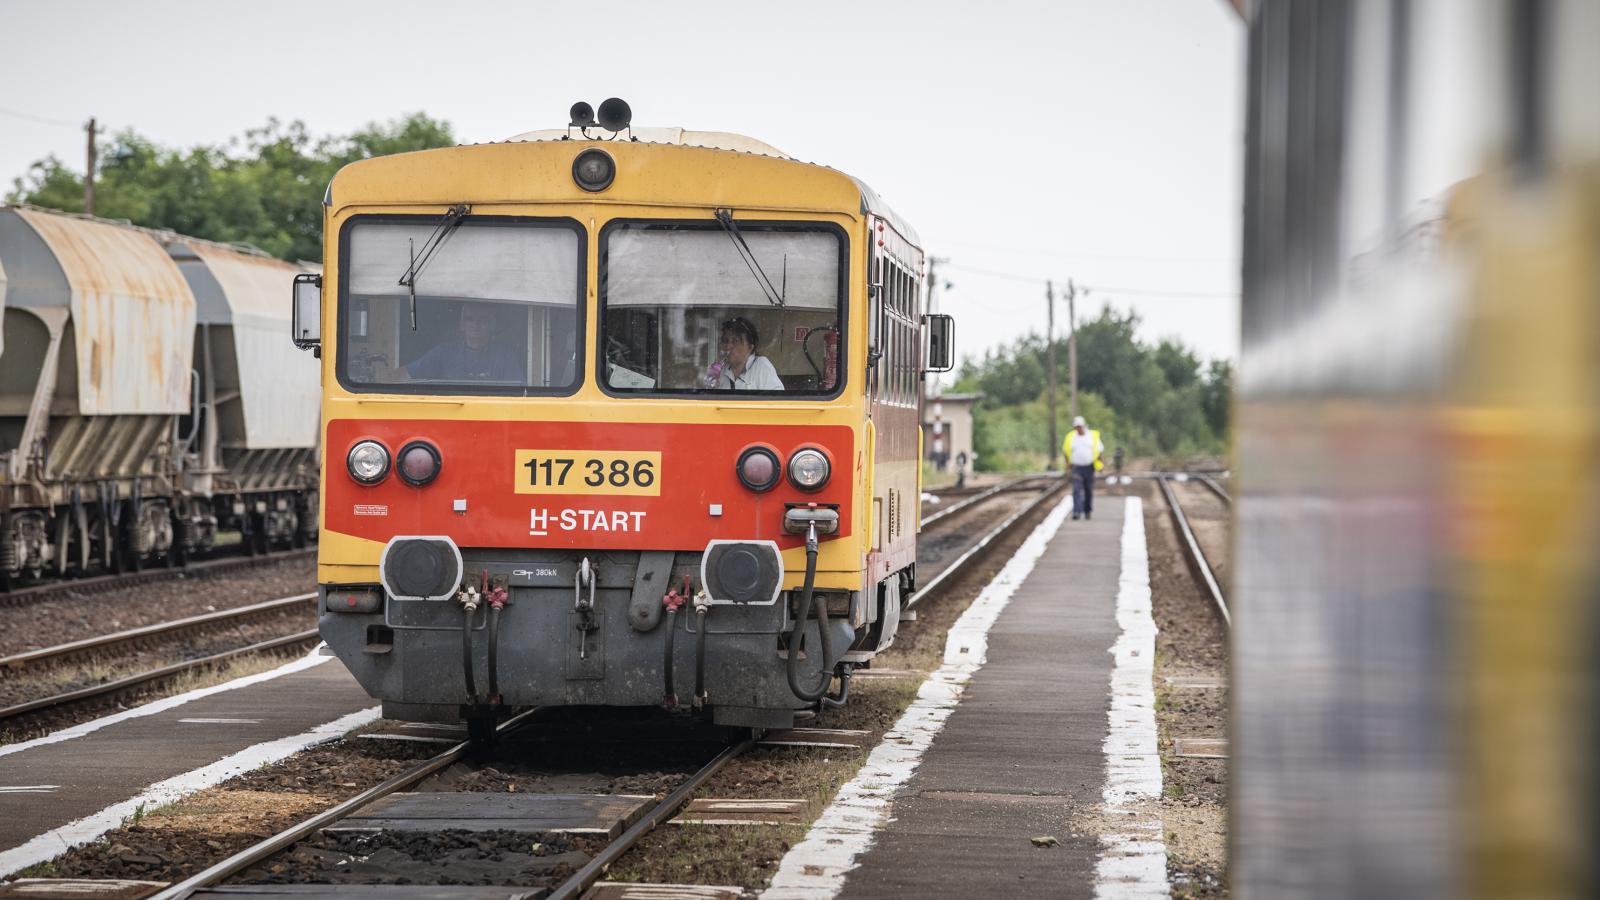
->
xmin=0 ymin=629 xmax=320 ymax=723
xmin=1196 ymin=473 xmax=1232 ymax=505
xmin=546 ymin=737 xmax=755 ymax=900
xmin=906 ymin=475 xmax=1068 ymax=610
xmin=1157 ymin=475 xmax=1231 ymax=628
xmin=0 ymin=593 xmax=317 ymax=670
xmin=152 ymin=708 xmax=546 ymax=900
xmin=0 ymin=547 xmax=316 ymax=609
xmin=921 ymin=480 xmax=1011 ymax=527
xmin=920 ymin=475 xmax=1046 ymax=528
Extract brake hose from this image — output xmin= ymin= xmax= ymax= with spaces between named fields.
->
xmin=786 ymin=522 xmax=835 ymax=702
xmin=693 ymin=594 xmax=710 ymax=707
xmin=461 ymin=604 xmax=479 ymax=704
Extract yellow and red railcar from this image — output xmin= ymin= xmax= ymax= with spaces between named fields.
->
xmin=295 ymin=114 xmax=952 ymax=732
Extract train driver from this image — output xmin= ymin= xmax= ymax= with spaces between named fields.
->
xmin=403 ymin=301 xmax=524 ymax=383
xmin=706 ymin=316 xmax=784 ymax=390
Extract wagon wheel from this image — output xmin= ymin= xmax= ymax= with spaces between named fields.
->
xmin=104 ymin=510 xmax=122 ymax=574
xmin=169 ymin=508 xmax=188 ymax=569
xmin=247 ymin=509 xmax=269 ymax=556
xmin=119 ymin=501 xmax=143 ymax=573
xmin=54 ymin=510 xmax=70 ymax=578
xmin=291 ymin=492 xmax=308 ymax=549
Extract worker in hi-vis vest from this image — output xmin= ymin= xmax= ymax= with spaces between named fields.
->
xmin=1062 ymin=415 xmax=1103 ymax=520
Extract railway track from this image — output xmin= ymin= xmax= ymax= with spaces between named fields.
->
xmin=151 ymin=711 xmax=752 ymax=900
xmin=14 ymin=478 xmax=1067 ymax=894
xmin=0 ymin=546 xmax=316 ymax=610
xmin=910 ymin=474 xmax=1066 ymax=609
xmin=1157 ymin=474 xmax=1230 ymax=627
xmin=1195 ymin=473 xmax=1231 ymax=505
xmin=0 ymin=592 xmax=320 ymax=725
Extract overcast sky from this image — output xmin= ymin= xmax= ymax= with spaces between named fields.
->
xmin=0 ymin=0 xmax=1245 ymax=365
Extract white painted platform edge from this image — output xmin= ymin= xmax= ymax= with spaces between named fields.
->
xmin=0 ymin=649 xmax=333 ymax=760
xmin=1094 ymin=496 xmax=1169 ymax=898
xmin=0 ymin=705 xmax=380 ymax=879
xmin=762 ymin=493 xmax=1075 ymax=899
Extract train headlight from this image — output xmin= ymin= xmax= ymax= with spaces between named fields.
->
xmin=787 ymin=448 xmax=830 ymax=492
xmin=347 ymin=440 xmax=390 ymax=485
xmin=736 ymin=446 xmax=782 ymax=492
xmin=572 ymin=149 xmax=615 ymax=192
xmin=397 ymin=440 xmax=442 ymax=487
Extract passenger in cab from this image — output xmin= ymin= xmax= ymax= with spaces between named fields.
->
xmin=405 ymin=301 xmax=524 ymax=383
xmin=708 ymin=316 xmax=784 ymax=390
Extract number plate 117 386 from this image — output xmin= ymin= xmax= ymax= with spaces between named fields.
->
xmin=514 ymin=449 xmax=662 ymax=496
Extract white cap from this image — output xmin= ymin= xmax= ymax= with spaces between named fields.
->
xmin=1072 ymin=416 xmax=1086 ymax=427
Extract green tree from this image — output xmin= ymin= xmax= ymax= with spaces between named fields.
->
xmin=7 ymin=113 xmax=455 ymax=261
xmin=1199 ymin=359 xmax=1234 ymax=439
xmin=954 ymin=307 xmax=1232 ymax=469
xmin=1154 ymin=339 xmax=1200 ymax=390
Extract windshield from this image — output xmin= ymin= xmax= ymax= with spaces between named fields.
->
xmin=600 ymin=221 xmax=845 ymax=397
xmin=338 ymin=216 xmax=583 ymax=395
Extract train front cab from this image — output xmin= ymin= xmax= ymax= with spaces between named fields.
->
xmin=309 ymin=139 xmax=951 ymax=731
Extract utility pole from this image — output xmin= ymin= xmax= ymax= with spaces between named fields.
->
xmin=923 ymin=256 xmax=946 ymax=401
xmin=925 ymin=256 xmax=947 ymax=317
xmin=1046 ymin=280 xmax=1058 ymax=470
xmin=924 ymin=256 xmax=945 ymax=469
xmin=1067 ymin=279 xmax=1081 ymax=420
xmin=83 ymin=117 xmax=97 ymax=216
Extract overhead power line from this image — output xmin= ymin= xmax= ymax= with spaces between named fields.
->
xmin=942 ymin=261 xmax=1238 ymax=299
xmin=938 ymin=237 xmax=1229 ymax=266
xmin=0 ymin=105 xmax=83 ymax=128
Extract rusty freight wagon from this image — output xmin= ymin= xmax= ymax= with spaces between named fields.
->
xmin=0 ymin=206 xmax=320 ymax=584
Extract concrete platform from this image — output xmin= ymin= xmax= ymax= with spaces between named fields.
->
xmin=832 ymin=499 xmax=1128 ymax=898
xmin=0 ymin=655 xmax=376 ymax=877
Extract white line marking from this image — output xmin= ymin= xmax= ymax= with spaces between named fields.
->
xmin=1095 ymin=496 xmax=1169 ymax=898
xmin=0 ymin=786 xmax=59 ymax=794
xmin=177 ymin=718 xmax=263 ymax=725
xmin=0 ymin=649 xmax=332 ymax=760
xmin=0 ymin=705 xmax=381 ymax=879
xmin=763 ymin=493 xmax=1075 ymax=898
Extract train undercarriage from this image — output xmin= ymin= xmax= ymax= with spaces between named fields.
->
xmin=0 ymin=487 xmax=317 ymax=587
xmin=322 ymin=543 xmax=907 ymax=733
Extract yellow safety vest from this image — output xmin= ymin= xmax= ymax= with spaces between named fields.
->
xmin=1062 ymin=429 xmax=1105 ymax=471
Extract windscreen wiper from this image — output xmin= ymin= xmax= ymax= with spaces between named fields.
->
xmin=397 ymin=204 xmax=471 ymax=329
xmin=714 ymin=208 xmax=785 ymax=307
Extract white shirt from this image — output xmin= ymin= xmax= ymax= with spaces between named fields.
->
xmin=1068 ymin=430 xmax=1100 ymax=467
xmin=720 ymin=354 xmax=785 ymax=391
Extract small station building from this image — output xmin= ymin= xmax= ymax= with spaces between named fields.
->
xmin=921 ymin=391 xmax=979 ymax=473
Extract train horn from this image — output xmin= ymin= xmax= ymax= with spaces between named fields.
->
xmin=598 ymin=97 xmax=632 ymax=132
xmin=569 ymin=102 xmax=596 ymax=127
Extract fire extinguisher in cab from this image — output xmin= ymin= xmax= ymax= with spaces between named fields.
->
xmin=823 ymin=328 xmax=838 ymax=391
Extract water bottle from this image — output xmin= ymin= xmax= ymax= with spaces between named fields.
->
xmin=703 ymin=359 xmax=726 ymax=388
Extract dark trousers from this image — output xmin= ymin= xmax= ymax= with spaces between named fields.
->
xmin=1071 ymin=465 xmax=1096 ymax=516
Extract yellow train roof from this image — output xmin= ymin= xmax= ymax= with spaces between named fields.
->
xmin=328 ymin=129 xmax=921 ymax=251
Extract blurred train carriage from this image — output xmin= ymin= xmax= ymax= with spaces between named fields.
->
xmin=0 ymin=206 xmax=320 ymax=585
xmin=300 ymin=110 xmax=953 ymax=734
xmin=1234 ymin=3 xmax=1600 ymax=898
